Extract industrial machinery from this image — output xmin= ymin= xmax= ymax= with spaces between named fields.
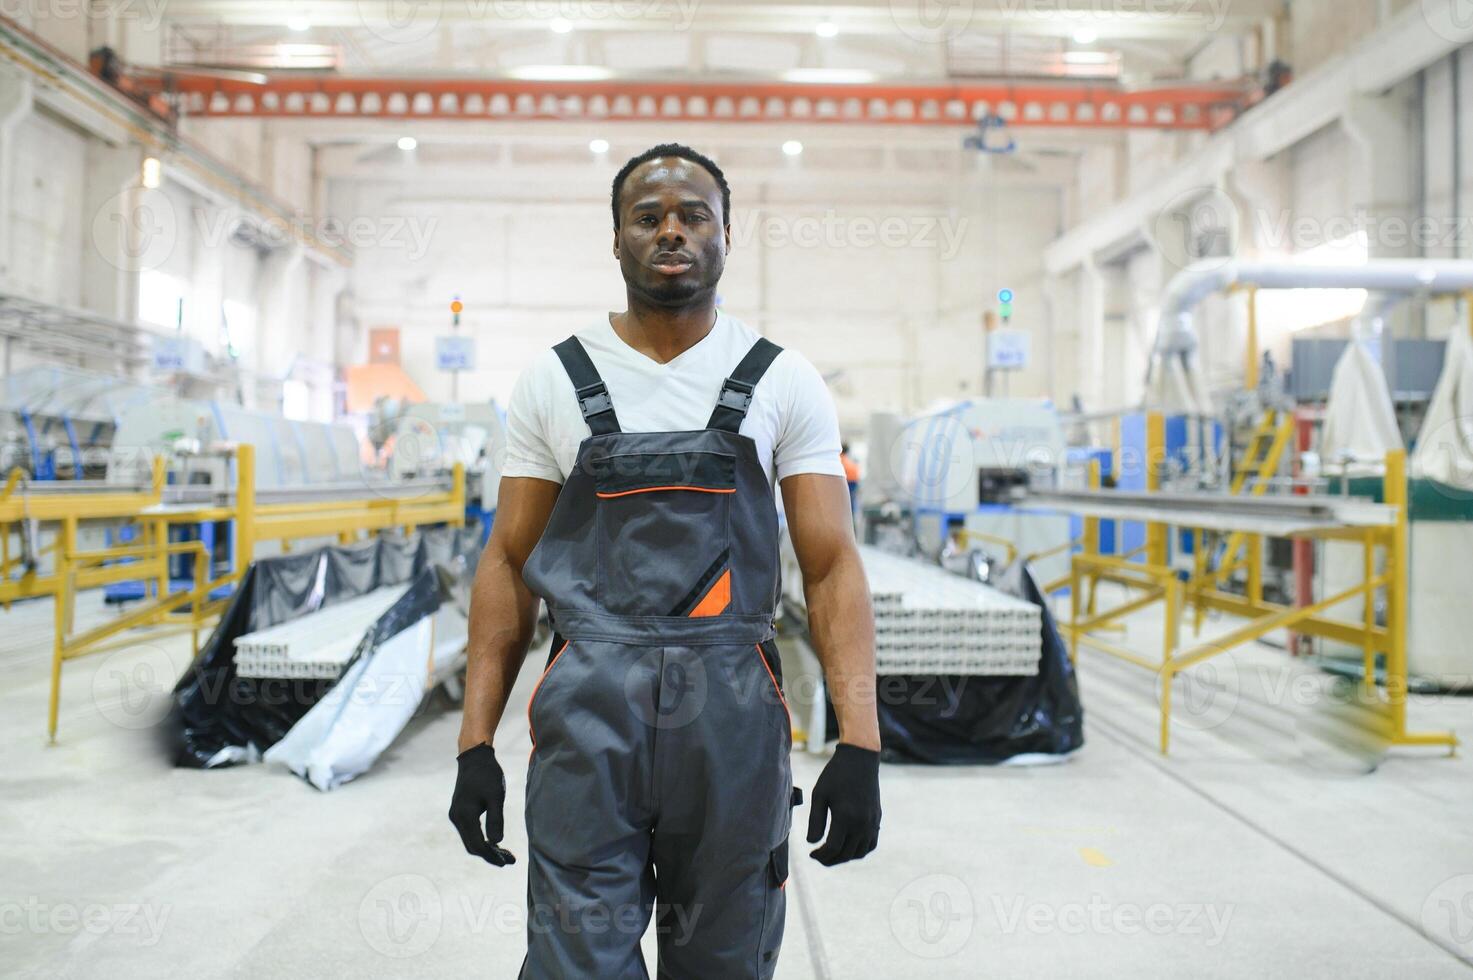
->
xmin=1043 ymin=257 xmax=1473 ymax=753
xmin=372 ymin=398 xmax=508 ymax=540
xmin=107 ymin=394 xmax=363 ymax=491
xmin=883 ymin=398 xmax=1073 ymax=584
xmin=0 ymin=366 xmax=167 ymax=481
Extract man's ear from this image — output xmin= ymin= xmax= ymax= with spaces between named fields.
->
xmin=612 ymin=228 xmax=620 ymax=259
xmin=723 ymin=224 xmax=731 ymax=255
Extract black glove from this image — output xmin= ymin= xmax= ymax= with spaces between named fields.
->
xmin=449 ymin=743 xmax=516 ymax=867
xmin=806 ymin=742 xmax=881 ymax=866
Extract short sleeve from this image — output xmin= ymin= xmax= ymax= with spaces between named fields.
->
xmin=773 ymin=352 xmax=846 ymax=481
xmin=501 ymin=356 xmax=566 ymax=484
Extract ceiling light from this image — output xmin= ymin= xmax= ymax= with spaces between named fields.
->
xmin=287 ymin=15 xmax=311 ymax=32
xmin=782 ymin=140 xmax=803 ymax=157
xmin=550 ymin=18 xmax=572 ymax=33
xmin=781 ymin=68 xmax=877 ymax=84
xmin=507 ymin=65 xmax=613 ymax=81
xmin=141 ymin=157 xmax=162 ymax=189
xmin=816 ymin=21 xmax=838 ymax=38
xmin=397 ymin=136 xmax=418 ymax=151
xmin=589 ymin=138 xmax=609 ymax=154
xmin=1072 ymin=27 xmax=1098 ymax=44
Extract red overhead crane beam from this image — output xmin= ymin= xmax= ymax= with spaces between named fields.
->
xmin=113 ymin=70 xmax=1256 ymax=131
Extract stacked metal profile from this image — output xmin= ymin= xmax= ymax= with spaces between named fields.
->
xmin=861 ymin=547 xmax=1041 ymax=676
xmin=234 ymin=585 xmax=411 ymax=679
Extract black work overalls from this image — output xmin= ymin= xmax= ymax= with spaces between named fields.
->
xmin=519 ymin=335 xmax=797 ymax=979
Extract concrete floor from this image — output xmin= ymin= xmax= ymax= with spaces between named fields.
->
xmin=4 ymin=586 xmax=1473 ymax=979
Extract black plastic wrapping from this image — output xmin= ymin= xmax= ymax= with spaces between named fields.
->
xmin=859 ymin=561 xmax=1085 ymax=765
xmin=167 ymin=527 xmax=482 ymax=768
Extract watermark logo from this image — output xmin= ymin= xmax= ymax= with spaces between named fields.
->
xmin=0 ymin=898 xmax=171 ymax=946
xmin=992 ymin=894 xmax=1235 ymax=945
xmin=91 ymin=188 xmax=177 ymax=274
xmin=728 ymin=209 xmax=971 ymax=261
xmin=887 ymin=415 xmax=978 ymax=511
xmin=0 ymin=0 xmax=168 ymax=30
xmin=1160 ymin=650 xmax=1241 ymax=734
xmin=1151 ymin=186 xmax=1239 ymax=273
xmin=359 ymin=0 xmax=445 ymax=45
xmin=1422 ymin=874 xmax=1473 ymax=959
xmin=623 ymin=649 xmax=709 ymax=730
xmin=890 ymin=873 xmax=975 ymax=959
xmin=889 ymin=0 xmax=976 ymax=44
xmin=1422 ymin=0 xmax=1473 ymax=43
xmin=90 ymin=642 xmax=177 ymax=731
xmin=359 ymin=873 xmax=443 ymax=958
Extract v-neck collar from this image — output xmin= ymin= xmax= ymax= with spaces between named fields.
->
xmin=605 ymin=309 xmax=722 ymax=369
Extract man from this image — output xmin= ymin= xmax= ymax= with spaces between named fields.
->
xmin=449 ymin=142 xmax=882 ymax=979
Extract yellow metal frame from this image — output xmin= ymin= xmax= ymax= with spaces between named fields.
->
xmin=1062 ymin=414 xmax=1456 ymax=757
xmin=2 ymin=443 xmax=466 ymax=741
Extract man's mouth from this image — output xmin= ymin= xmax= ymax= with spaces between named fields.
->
xmin=652 ymin=255 xmax=693 ymax=276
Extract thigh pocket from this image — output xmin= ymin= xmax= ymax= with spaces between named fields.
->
xmin=592 ymin=450 xmax=735 ymax=617
xmin=757 ymin=838 xmax=789 ymax=976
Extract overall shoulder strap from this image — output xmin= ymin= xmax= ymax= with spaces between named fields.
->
xmin=552 ymin=336 xmax=621 ymax=435
xmin=707 ymin=337 xmax=783 ymax=433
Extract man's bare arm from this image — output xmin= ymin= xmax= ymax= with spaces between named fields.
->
xmin=457 ymin=475 xmax=562 ymax=752
xmin=780 ymin=473 xmax=880 ymax=751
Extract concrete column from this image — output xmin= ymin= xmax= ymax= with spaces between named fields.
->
xmin=256 ymin=245 xmax=307 ymax=387
xmin=1343 ymin=82 xmax=1423 ymax=336
xmin=0 ymin=74 xmax=33 ymax=292
xmin=79 ymin=140 xmax=146 ymax=320
xmin=1076 ymin=260 xmax=1106 ymax=410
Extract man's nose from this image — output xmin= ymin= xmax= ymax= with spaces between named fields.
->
xmin=657 ymin=215 xmax=685 ymax=246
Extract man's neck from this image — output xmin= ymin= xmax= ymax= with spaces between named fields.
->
xmin=610 ymin=302 xmax=718 ymax=365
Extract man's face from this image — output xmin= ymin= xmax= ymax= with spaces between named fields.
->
xmin=613 ymin=157 xmax=729 ymax=307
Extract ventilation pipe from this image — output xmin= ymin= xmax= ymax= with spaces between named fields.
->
xmin=1148 ymin=258 xmax=1473 ymax=410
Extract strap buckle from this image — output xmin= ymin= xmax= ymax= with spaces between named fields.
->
xmin=716 ymin=380 xmax=754 ymax=414
xmin=576 ymin=383 xmax=613 ymax=418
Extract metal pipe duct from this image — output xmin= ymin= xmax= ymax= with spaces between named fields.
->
xmin=1150 ymin=258 xmax=1473 ymax=402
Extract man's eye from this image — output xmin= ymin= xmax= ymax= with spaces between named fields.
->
xmin=638 ymin=216 xmax=656 ymax=225
xmin=688 ymin=213 xmax=706 ymax=223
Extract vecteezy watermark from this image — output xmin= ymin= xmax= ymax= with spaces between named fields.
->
xmin=992 ymin=894 xmax=1235 ymax=946
xmin=526 ymin=897 xmax=700 ymax=943
xmin=890 ymin=873 xmax=976 ymax=959
xmin=360 ymin=874 xmax=443 ymax=959
xmin=90 ymin=642 xmax=179 ymax=731
xmin=0 ymin=898 xmax=171 ymax=947
xmin=91 ymin=188 xmax=178 ymax=275
xmin=1159 ymin=649 xmax=1242 ymax=734
xmin=356 ymin=0 xmax=701 ymax=45
xmin=193 ymin=209 xmax=440 ymax=261
xmin=90 ymin=191 xmax=438 ymax=272
xmin=358 ymin=877 xmax=695 ymax=958
xmin=886 ymin=415 xmax=978 ymax=510
xmin=728 ymin=210 xmax=971 ymax=262
xmin=890 ymin=0 xmax=1234 ymax=44
xmin=1422 ymin=874 xmax=1473 ymax=960
xmin=0 ymin=0 xmax=168 ymax=30
xmin=621 ymin=649 xmax=710 ymax=730
xmin=1151 ymin=185 xmax=1240 ymax=272
xmin=1250 ymin=208 xmax=1473 ymax=254
xmin=997 ymin=0 xmax=1234 ymax=31
xmin=888 ymin=0 xmax=976 ymax=43
xmin=1422 ymin=0 xmax=1473 ymax=43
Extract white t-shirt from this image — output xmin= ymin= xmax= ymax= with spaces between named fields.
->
xmin=502 ymin=310 xmax=844 ymax=486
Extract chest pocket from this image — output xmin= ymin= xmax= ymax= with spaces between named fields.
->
xmin=592 ymin=450 xmax=735 ymax=618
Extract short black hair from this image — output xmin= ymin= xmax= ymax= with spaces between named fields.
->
xmin=611 ymin=143 xmax=730 ymax=230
